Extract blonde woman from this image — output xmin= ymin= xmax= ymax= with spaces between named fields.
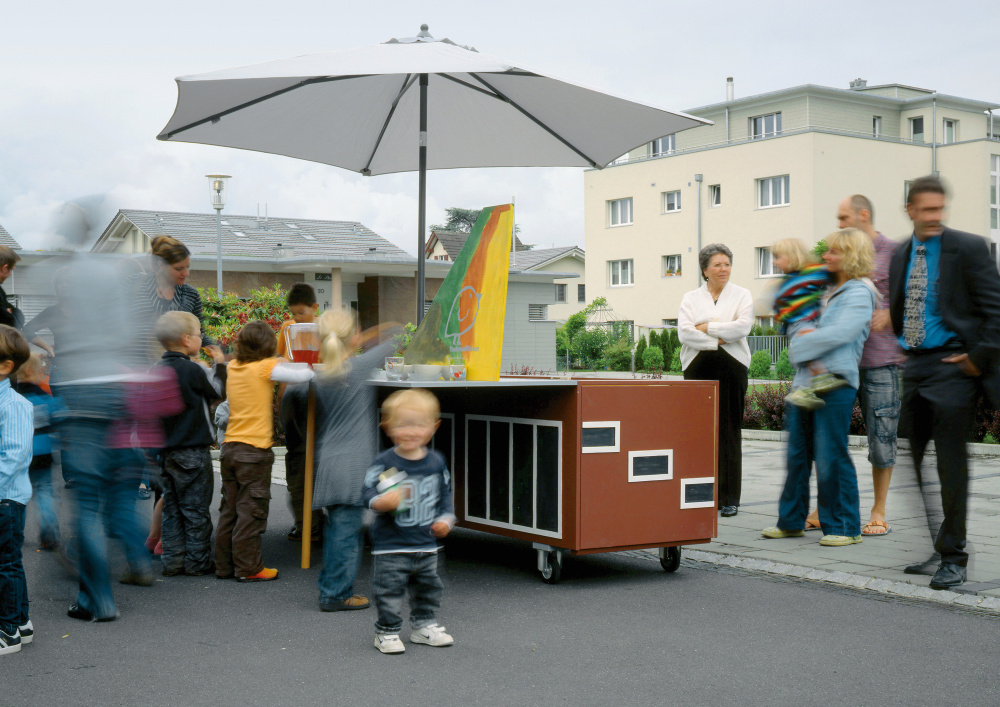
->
xmin=762 ymin=228 xmax=876 ymax=547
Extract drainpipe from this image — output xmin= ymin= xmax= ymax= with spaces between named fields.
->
xmin=694 ymin=174 xmax=703 ymax=286
xmin=932 ymin=96 xmax=938 ymax=175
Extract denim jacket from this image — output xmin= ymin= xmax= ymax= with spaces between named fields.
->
xmin=788 ymin=278 xmax=876 ymax=390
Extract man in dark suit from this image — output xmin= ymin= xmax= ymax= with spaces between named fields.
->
xmin=889 ymin=175 xmax=1000 ymax=590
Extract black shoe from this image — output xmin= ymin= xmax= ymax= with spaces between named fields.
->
xmin=929 ymin=563 xmax=967 ymax=590
xmin=185 ymin=564 xmax=216 ymax=577
xmin=67 ymin=604 xmax=117 ymax=622
xmin=720 ymin=506 xmax=738 ymax=517
xmin=287 ymin=526 xmax=302 ymax=541
xmin=903 ymin=554 xmax=941 ymax=576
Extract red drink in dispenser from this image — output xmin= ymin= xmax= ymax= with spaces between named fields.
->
xmin=284 ymin=323 xmax=320 ymax=367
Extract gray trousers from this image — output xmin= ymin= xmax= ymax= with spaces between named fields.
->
xmin=161 ymin=447 xmax=215 ymax=574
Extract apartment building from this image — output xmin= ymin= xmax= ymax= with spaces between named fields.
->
xmin=584 ymin=79 xmax=1000 ymax=329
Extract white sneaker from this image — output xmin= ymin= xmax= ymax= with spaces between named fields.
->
xmin=0 ymin=628 xmax=21 ymax=656
xmin=18 ymin=620 xmax=32 ymax=645
xmin=410 ymin=623 xmax=454 ymax=647
xmin=374 ymin=634 xmax=405 ymax=654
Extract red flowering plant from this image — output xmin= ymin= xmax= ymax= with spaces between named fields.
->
xmin=199 ymin=284 xmax=289 ymax=352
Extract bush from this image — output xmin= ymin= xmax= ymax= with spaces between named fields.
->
xmin=762 ymin=326 xmax=779 ymax=336
xmin=750 ymin=323 xmax=764 ymax=337
xmin=573 ymin=327 xmax=611 ymax=367
xmin=775 ymin=348 xmax=794 ymax=380
xmin=642 ymin=346 xmax=664 ymax=371
xmin=669 ymin=348 xmax=682 ymax=373
xmin=648 ymin=329 xmax=660 ymax=349
xmin=200 ymin=284 xmax=288 ymax=351
xmin=748 ymin=350 xmax=772 ymax=378
xmin=634 ymin=336 xmax=647 ymax=369
xmin=600 ymin=338 xmax=633 ymax=372
xmin=743 ymin=382 xmax=791 ymax=431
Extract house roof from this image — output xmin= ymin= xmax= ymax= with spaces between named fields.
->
xmin=95 ymin=209 xmax=411 ymax=260
xmin=428 ymin=229 xmax=527 ymax=260
xmin=0 ymin=223 xmax=21 ymax=249
xmin=509 ymin=245 xmax=584 ymax=271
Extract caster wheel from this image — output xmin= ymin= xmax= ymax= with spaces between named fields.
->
xmin=540 ymin=550 xmax=563 ymax=584
xmin=660 ymin=546 xmax=681 ymax=573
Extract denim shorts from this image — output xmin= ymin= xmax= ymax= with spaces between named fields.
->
xmin=857 ymin=365 xmax=900 ymax=468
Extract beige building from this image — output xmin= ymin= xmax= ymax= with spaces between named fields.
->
xmin=584 ymin=79 xmax=1000 ymax=329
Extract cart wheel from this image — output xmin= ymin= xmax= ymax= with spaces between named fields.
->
xmin=540 ymin=550 xmax=563 ymax=584
xmin=660 ymin=546 xmax=681 ymax=573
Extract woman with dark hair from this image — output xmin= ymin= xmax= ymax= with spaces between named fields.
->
xmin=678 ymin=243 xmax=753 ymax=517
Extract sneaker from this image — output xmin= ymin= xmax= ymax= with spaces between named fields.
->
xmin=810 ymin=373 xmax=849 ymax=395
xmin=18 ymin=620 xmax=33 ymax=645
xmin=410 ymin=623 xmax=454 ymax=647
xmin=320 ymin=595 xmax=370 ymax=612
xmin=374 ymin=634 xmax=405 ymax=654
xmin=66 ymin=604 xmax=117 ymax=622
xmin=784 ymin=388 xmax=825 ymax=411
xmin=761 ymin=526 xmax=805 ymax=539
xmin=236 ymin=567 xmax=279 ymax=582
xmin=0 ymin=628 xmax=21 ymax=656
xmin=137 ymin=486 xmax=151 ymax=500
xmin=287 ymin=526 xmax=301 ymax=541
xmin=819 ymin=534 xmax=863 ymax=546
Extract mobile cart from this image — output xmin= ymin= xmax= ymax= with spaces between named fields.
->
xmin=374 ymin=377 xmax=718 ymax=583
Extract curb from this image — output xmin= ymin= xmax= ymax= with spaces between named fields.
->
xmin=672 ymin=547 xmax=1000 ymax=612
xmin=741 ymin=430 xmax=1000 ymax=457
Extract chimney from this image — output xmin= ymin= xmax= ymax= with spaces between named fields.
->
xmin=726 ymin=77 xmax=734 ymax=102
xmin=849 ymin=78 xmax=867 ymax=90
xmin=272 ymin=242 xmax=291 ymax=258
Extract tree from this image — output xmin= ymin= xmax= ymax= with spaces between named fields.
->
xmin=634 ymin=335 xmax=648 ymax=370
xmin=430 ymin=206 xmax=525 ymax=240
xmin=812 ymin=239 xmax=829 ymax=260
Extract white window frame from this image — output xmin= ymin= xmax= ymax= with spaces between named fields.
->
xmin=680 ymin=477 xmax=716 ymax=509
xmin=872 ymin=115 xmax=882 ymax=138
xmin=608 ymin=259 xmax=634 ymax=287
xmin=650 ymin=134 xmax=675 ymax=156
xmin=662 ymin=190 xmax=682 ymax=213
xmin=910 ymin=116 xmax=925 ymax=143
xmin=756 ymin=247 xmax=780 ymax=278
xmin=607 ymin=197 xmax=633 ymax=227
xmin=943 ymin=119 xmax=958 ymax=144
xmin=709 ymin=184 xmax=721 ymax=207
xmin=904 ymin=180 xmax=914 ymax=206
xmin=554 ymin=283 xmax=566 ymax=303
xmin=750 ymin=112 xmax=782 ymax=139
xmin=756 ymin=175 xmax=790 ymax=209
xmin=582 ymin=421 xmax=620 ymax=454
xmin=627 ymin=449 xmax=674 ymax=483
xmin=662 ymin=254 xmax=682 ymax=277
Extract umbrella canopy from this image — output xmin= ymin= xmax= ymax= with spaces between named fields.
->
xmin=157 ymin=26 xmax=711 ymax=319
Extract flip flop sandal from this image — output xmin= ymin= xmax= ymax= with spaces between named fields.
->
xmin=861 ymin=520 xmax=892 ymax=536
xmin=804 ymin=520 xmax=822 ymax=531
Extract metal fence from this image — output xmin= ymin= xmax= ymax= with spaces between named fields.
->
xmin=747 ymin=335 xmax=788 ymax=361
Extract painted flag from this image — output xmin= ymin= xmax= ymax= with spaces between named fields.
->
xmin=404 ymin=204 xmax=513 ymax=381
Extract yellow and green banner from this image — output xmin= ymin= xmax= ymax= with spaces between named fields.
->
xmin=405 ymin=204 xmax=513 ymax=381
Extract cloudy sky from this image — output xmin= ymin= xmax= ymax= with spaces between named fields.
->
xmin=2 ymin=0 xmax=995 ymax=253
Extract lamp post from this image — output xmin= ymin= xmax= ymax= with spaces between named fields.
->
xmin=206 ymin=174 xmax=231 ymax=293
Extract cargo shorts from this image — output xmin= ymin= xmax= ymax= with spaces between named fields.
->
xmin=857 ymin=365 xmax=900 ymax=468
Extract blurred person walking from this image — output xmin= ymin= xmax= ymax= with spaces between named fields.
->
xmin=889 ymin=176 xmax=1000 ymax=590
xmin=678 ymin=244 xmax=753 ymax=517
xmin=0 ymin=247 xmax=22 ymax=329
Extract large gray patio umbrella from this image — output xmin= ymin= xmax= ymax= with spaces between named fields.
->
xmin=157 ymin=26 xmax=710 ymax=322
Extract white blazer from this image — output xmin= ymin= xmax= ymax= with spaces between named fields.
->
xmin=678 ymin=282 xmax=753 ymax=370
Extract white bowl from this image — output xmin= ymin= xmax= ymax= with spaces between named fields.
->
xmin=410 ymin=364 xmax=443 ymax=381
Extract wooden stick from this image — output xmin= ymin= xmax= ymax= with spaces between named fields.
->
xmin=301 ymin=385 xmax=317 ymax=568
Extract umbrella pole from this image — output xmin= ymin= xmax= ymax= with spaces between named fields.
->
xmin=300 ymin=386 xmax=316 ymax=568
xmin=416 ymin=72 xmax=428 ymax=325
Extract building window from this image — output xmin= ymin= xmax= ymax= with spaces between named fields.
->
xmin=662 ymin=254 xmax=682 ymax=276
xmin=607 ymin=197 xmax=633 ymax=227
xmin=750 ymin=112 xmax=782 ymax=139
xmin=756 ymin=247 xmax=780 ymax=277
xmin=990 ymin=155 xmax=999 ymax=231
xmin=528 ymin=304 xmax=548 ymax=321
xmin=662 ymin=319 xmax=678 ymax=327
xmin=578 ymin=284 xmax=586 ymax=303
xmin=873 ymin=116 xmax=882 ymax=137
xmin=943 ymin=119 xmax=958 ymax=144
xmin=904 ymin=180 xmax=914 ymax=206
xmin=709 ymin=184 xmax=721 ymax=207
xmin=756 ymin=175 xmax=790 ymax=208
xmin=608 ymin=259 xmax=634 ymax=287
xmin=651 ymin=135 xmax=675 ymax=156
xmin=662 ymin=190 xmax=681 ymax=213
xmin=910 ymin=116 xmax=924 ymax=143
xmin=554 ymin=283 xmax=566 ymax=303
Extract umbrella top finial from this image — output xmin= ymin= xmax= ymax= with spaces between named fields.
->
xmin=419 ymin=24 xmax=430 ymax=35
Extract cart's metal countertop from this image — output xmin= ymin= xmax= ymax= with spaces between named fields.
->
xmin=368 ymin=377 xmax=580 ymax=388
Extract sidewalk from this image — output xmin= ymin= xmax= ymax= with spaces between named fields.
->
xmin=682 ymin=439 xmax=1000 ymax=609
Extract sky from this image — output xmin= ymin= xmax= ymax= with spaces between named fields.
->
xmin=2 ymin=0 xmax=996 ymax=254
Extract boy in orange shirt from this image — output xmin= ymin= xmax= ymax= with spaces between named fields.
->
xmin=216 ymin=321 xmax=312 ymax=582
xmin=276 ymin=283 xmax=319 ymax=358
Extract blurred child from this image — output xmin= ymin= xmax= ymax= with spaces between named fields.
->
xmin=15 ymin=355 xmax=61 ymax=551
xmin=154 ymin=312 xmax=226 ymax=577
xmin=276 ymin=283 xmax=319 ymax=358
xmin=0 ymin=325 xmax=34 ymax=655
xmin=770 ymin=238 xmax=847 ymax=410
xmin=216 ymin=321 xmax=311 ymax=582
xmin=362 ymin=388 xmax=456 ymax=654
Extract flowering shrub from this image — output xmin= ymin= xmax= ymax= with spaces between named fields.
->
xmin=199 ymin=284 xmax=289 ymax=351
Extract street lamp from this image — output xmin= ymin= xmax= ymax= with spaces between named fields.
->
xmin=206 ymin=174 xmax=231 ymax=293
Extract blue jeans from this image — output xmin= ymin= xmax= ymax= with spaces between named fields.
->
xmin=0 ymin=499 xmax=29 ymax=634
xmin=318 ymin=505 xmax=363 ymax=604
xmin=779 ymin=386 xmax=862 ymax=536
xmin=372 ymin=551 xmax=443 ymax=634
xmin=29 ymin=456 xmax=60 ymax=547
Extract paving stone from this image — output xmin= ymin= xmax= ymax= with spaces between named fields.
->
xmin=930 ymin=590 xmax=961 ymax=603
xmin=823 ymin=571 xmax=853 ymax=584
xmin=865 ymin=579 xmax=894 ymax=592
xmin=768 ymin=563 xmax=797 ymax=576
xmin=743 ymin=559 xmax=775 ymax=571
xmin=845 ymin=574 xmax=871 ymax=588
xmin=805 ymin=569 xmax=831 ymax=581
xmin=683 ymin=550 xmax=714 ymax=562
xmin=889 ymin=582 xmax=918 ymax=597
xmin=910 ymin=587 xmax=938 ymax=600
xmin=781 ymin=565 xmax=809 ymax=578
xmin=716 ymin=555 xmax=741 ymax=567
xmin=978 ymin=597 xmax=1000 ymax=610
xmin=953 ymin=594 xmax=984 ymax=607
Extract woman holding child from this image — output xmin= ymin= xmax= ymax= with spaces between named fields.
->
xmin=761 ymin=228 xmax=876 ymax=546
xmin=678 ymin=243 xmax=753 ymax=518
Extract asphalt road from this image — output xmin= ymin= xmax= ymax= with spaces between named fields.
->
xmin=7 ymin=481 xmax=1000 ymax=707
